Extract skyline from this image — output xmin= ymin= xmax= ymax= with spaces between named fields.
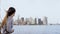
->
xmin=0 ymin=0 xmax=60 ymax=24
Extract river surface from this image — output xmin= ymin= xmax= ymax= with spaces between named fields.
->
xmin=12 ymin=25 xmax=60 ymax=34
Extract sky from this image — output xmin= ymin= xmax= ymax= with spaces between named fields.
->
xmin=0 ymin=0 xmax=60 ymax=24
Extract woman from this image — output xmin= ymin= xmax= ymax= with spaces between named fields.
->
xmin=1 ymin=7 xmax=16 ymax=34
xmin=0 ymin=26 xmax=1 ymax=34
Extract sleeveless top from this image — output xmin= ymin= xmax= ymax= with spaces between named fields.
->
xmin=2 ymin=16 xmax=13 ymax=34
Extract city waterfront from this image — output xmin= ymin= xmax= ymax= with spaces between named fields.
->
xmin=13 ymin=25 xmax=60 ymax=34
xmin=1 ymin=0 xmax=60 ymax=34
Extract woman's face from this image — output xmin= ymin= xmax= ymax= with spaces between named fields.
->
xmin=11 ymin=13 xmax=15 ymax=17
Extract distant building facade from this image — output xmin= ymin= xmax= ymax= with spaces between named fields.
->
xmin=28 ymin=17 xmax=35 ymax=25
xmin=20 ymin=17 xmax=26 ymax=25
xmin=42 ymin=16 xmax=48 ymax=25
xmin=38 ymin=18 xmax=43 ymax=25
xmin=25 ymin=18 xmax=30 ymax=25
xmin=34 ymin=18 xmax=37 ymax=25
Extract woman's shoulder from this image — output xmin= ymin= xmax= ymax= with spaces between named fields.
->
xmin=7 ymin=16 xmax=13 ymax=23
xmin=8 ymin=16 xmax=13 ymax=20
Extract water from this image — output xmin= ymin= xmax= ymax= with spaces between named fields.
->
xmin=13 ymin=25 xmax=60 ymax=34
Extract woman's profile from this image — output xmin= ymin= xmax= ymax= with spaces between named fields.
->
xmin=1 ymin=7 xmax=16 ymax=34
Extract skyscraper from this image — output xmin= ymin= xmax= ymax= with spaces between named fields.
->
xmin=34 ymin=18 xmax=37 ymax=25
xmin=21 ymin=17 xmax=24 ymax=21
xmin=42 ymin=16 xmax=48 ymax=25
xmin=21 ymin=17 xmax=26 ymax=25
xmin=38 ymin=18 xmax=43 ymax=25
xmin=25 ymin=18 xmax=30 ymax=25
xmin=29 ymin=17 xmax=34 ymax=25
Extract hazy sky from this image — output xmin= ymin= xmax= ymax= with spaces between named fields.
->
xmin=0 ymin=0 xmax=60 ymax=24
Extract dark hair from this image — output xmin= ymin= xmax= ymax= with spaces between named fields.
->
xmin=7 ymin=7 xmax=16 ymax=17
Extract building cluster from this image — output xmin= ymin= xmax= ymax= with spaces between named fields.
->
xmin=14 ymin=16 xmax=48 ymax=25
